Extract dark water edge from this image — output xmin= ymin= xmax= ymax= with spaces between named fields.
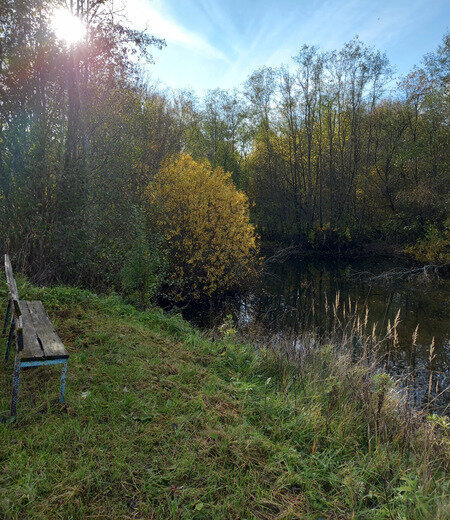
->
xmin=184 ymin=255 xmax=449 ymax=412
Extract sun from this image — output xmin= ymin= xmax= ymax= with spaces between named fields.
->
xmin=50 ymin=8 xmax=86 ymax=45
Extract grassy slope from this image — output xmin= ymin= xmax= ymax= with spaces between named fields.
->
xmin=0 ymin=281 xmax=448 ymax=520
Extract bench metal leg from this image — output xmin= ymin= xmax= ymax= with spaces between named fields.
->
xmin=5 ymin=317 xmax=14 ymax=363
xmin=10 ymin=354 xmax=21 ymax=417
xmin=59 ymin=360 xmax=68 ymax=403
xmin=2 ymin=299 xmax=11 ymax=335
xmin=8 ymin=357 xmax=68 ymax=416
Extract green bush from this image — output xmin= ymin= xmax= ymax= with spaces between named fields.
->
xmin=120 ymin=208 xmax=167 ymax=306
xmin=405 ymin=219 xmax=450 ymax=264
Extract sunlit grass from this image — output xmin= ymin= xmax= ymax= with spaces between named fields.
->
xmin=0 ymin=280 xmax=447 ymax=519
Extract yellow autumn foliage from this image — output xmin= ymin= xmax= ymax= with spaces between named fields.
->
xmin=148 ymin=154 xmax=258 ymax=300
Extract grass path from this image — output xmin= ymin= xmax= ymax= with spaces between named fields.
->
xmin=0 ymin=282 xmax=448 ymax=519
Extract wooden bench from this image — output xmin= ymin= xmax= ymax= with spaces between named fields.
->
xmin=2 ymin=254 xmax=69 ymax=417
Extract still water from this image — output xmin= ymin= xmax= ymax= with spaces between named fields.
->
xmin=188 ymin=256 xmax=449 ymax=410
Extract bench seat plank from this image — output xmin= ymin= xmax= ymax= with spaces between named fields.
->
xmin=18 ymin=301 xmax=68 ymax=361
xmin=26 ymin=301 xmax=68 ymax=359
xmin=18 ymin=301 xmax=45 ymax=361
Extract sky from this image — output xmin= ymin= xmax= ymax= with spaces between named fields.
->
xmin=126 ymin=0 xmax=449 ymax=93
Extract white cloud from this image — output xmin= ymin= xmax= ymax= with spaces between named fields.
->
xmin=125 ymin=0 xmax=228 ymax=61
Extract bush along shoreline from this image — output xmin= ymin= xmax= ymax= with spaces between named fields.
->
xmin=0 ymin=280 xmax=448 ymax=519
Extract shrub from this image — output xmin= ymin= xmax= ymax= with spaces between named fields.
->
xmin=308 ymin=225 xmax=353 ymax=251
xmin=147 ymin=154 xmax=258 ymax=300
xmin=120 ymin=207 xmax=167 ymax=306
xmin=405 ymin=219 xmax=450 ymax=264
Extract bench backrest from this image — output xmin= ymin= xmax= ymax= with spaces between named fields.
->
xmin=4 ymin=254 xmax=19 ymax=302
xmin=4 ymin=254 xmax=23 ymax=351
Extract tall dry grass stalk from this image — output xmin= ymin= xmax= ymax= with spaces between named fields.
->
xmin=238 ymin=291 xmax=446 ymax=412
xmin=428 ymin=337 xmax=436 ymax=401
xmin=235 ymin=298 xmax=449 ymax=499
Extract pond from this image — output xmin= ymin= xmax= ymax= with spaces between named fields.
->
xmin=187 ymin=255 xmax=449 ymax=411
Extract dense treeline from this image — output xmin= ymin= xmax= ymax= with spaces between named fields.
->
xmin=0 ymin=0 xmax=257 ymax=302
xmin=180 ymin=38 xmax=449 ymax=254
xmin=1 ymin=0 xmax=448 ymax=303
xmin=1 ymin=0 xmax=168 ymax=286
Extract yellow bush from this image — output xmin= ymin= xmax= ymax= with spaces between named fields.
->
xmin=147 ymin=154 xmax=258 ymax=300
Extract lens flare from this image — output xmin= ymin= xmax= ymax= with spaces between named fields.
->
xmin=51 ymin=8 xmax=85 ymax=44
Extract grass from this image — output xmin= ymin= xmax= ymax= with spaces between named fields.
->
xmin=0 ymin=280 xmax=448 ymax=519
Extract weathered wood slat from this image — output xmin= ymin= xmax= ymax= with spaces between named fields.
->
xmin=4 ymin=254 xmax=19 ymax=301
xmin=26 ymin=301 xmax=68 ymax=359
xmin=18 ymin=301 xmax=45 ymax=361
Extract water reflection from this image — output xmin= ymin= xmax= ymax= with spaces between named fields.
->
xmin=188 ymin=256 xmax=449 ymax=411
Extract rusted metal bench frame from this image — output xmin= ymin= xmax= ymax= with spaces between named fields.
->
xmin=2 ymin=254 xmax=68 ymax=417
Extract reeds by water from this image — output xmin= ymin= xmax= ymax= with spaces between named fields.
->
xmin=240 ymin=291 xmax=447 ymax=413
xmin=216 ymin=291 xmax=450 ymax=512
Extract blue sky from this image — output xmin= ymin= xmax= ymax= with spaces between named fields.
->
xmin=126 ymin=0 xmax=449 ymax=93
